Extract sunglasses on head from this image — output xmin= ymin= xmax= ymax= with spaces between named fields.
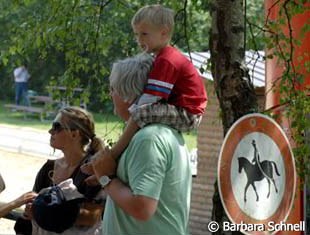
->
xmin=51 ymin=122 xmax=74 ymax=133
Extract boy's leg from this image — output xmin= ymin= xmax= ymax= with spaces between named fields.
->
xmin=110 ymin=102 xmax=202 ymax=160
xmin=131 ymin=103 xmax=202 ymax=132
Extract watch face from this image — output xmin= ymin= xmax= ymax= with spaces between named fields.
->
xmin=99 ymin=176 xmax=111 ymax=188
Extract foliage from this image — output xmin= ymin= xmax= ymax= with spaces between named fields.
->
xmin=0 ymin=0 xmax=265 ymax=111
xmin=261 ymin=0 xmax=310 ymax=183
xmin=0 ymin=0 xmax=212 ymax=111
xmin=245 ymin=0 xmax=265 ymax=50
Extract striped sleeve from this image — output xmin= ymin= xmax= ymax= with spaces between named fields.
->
xmin=144 ymin=79 xmax=174 ymax=99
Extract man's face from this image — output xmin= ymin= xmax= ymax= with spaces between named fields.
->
xmin=110 ymin=87 xmax=130 ymax=121
xmin=132 ymin=21 xmax=168 ymax=54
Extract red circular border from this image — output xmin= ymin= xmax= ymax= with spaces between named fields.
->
xmin=218 ymin=114 xmax=296 ymax=235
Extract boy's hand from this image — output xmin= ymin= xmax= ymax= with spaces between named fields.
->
xmin=80 ymin=154 xmax=98 ymax=185
xmin=80 ymin=162 xmax=94 ymax=175
xmin=92 ymin=148 xmax=117 ymax=180
xmin=84 ymin=174 xmax=100 ymax=186
xmin=81 ymin=148 xmax=117 ymax=185
xmin=80 ymin=149 xmax=107 ymax=179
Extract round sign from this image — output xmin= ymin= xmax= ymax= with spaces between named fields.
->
xmin=218 ymin=113 xmax=296 ymax=235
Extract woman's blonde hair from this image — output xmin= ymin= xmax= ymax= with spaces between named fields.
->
xmin=131 ymin=4 xmax=175 ymax=37
xmin=59 ymin=106 xmax=104 ymax=155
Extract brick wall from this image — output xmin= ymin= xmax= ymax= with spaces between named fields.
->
xmin=189 ymin=80 xmax=223 ymax=235
xmin=189 ymin=80 xmax=265 ymax=235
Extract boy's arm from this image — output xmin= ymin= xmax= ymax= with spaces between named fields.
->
xmin=111 ymin=93 xmax=162 ymax=160
xmin=110 ymin=117 xmax=139 ymax=159
xmin=137 ymin=93 xmax=161 ymax=106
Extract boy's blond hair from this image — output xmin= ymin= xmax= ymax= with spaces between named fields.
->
xmin=131 ymin=4 xmax=175 ymax=38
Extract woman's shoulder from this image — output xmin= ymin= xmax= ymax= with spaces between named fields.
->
xmin=33 ymin=159 xmax=55 ymax=192
xmin=41 ymin=159 xmax=56 ymax=171
xmin=36 ymin=159 xmax=56 ymax=183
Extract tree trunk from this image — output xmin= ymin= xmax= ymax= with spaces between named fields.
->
xmin=209 ymin=0 xmax=258 ymax=234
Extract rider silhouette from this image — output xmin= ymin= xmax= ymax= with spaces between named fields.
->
xmin=251 ymin=140 xmax=260 ymax=164
xmin=238 ymin=139 xmax=280 ymax=202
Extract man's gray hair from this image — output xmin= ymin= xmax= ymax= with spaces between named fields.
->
xmin=109 ymin=53 xmax=153 ymax=102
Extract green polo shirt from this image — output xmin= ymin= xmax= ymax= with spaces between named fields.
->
xmin=102 ymin=124 xmax=192 ymax=235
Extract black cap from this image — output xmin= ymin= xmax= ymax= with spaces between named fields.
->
xmin=32 ymin=185 xmax=83 ymax=233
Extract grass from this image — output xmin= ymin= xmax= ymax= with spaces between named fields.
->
xmin=0 ymin=101 xmax=197 ymax=150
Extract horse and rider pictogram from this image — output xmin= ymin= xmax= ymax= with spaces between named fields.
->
xmin=218 ymin=113 xmax=296 ymax=235
xmin=238 ymin=140 xmax=280 ymax=202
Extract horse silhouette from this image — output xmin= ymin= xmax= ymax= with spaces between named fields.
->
xmin=238 ymin=157 xmax=280 ymax=202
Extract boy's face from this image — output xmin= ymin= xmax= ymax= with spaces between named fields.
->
xmin=133 ymin=21 xmax=169 ymax=54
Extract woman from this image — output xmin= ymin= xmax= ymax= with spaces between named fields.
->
xmin=15 ymin=106 xmax=105 ymax=235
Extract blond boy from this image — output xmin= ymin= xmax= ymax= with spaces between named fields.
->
xmin=110 ymin=4 xmax=208 ymax=159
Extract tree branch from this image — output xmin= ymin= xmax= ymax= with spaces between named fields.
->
xmin=283 ymin=0 xmax=297 ymax=88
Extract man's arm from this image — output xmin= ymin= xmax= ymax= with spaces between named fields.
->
xmin=104 ymin=178 xmax=158 ymax=221
xmin=90 ymin=153 xmax=158 ymax=221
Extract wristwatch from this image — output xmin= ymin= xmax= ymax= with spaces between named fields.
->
xmin=99 ymin=175 xmax=116 ymax=188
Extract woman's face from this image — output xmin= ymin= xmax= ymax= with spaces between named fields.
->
xmin=110 ymin=88 xmax=131 ymax=121
xmin=48 ymin=113 xmax=72 ymax=150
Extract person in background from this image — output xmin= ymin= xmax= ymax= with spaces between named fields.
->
xmin=91 ymin=53 xmax=192 ymax=235
xmin=13 ymin=64 xmax=31 ymax=106
xmin=107 ymin=4 xmax=207 ymax=162
xmin=0 ymin=192 xmax=37 ymax=218
xmin=15 ymin=106 xmax=105 ymax=235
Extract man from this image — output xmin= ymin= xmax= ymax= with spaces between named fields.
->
xmin=89 ymin=54 xmax=192 ymax=235
xmin=13 ymin=64 xmax=30 ymax=106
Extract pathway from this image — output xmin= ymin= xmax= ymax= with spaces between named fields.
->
xmin=0 ymin=124 xmax=61 ymax=158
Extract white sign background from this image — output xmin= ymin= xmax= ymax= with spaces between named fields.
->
xmin=231 ymin=132 xmax=285 ymax=220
